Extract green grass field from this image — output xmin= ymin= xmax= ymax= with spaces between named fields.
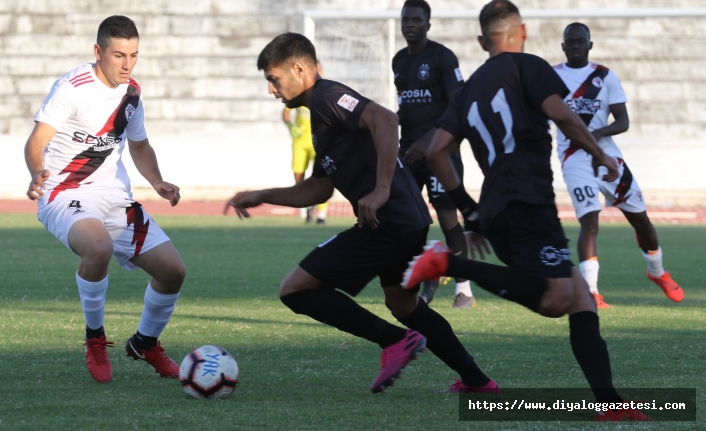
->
xmin=0 ymin=213 xmax=703 ymax=430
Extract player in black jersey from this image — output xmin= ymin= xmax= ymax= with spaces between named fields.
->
xmin=226 ymin=32 xmax=498 ymax=395
xmin=404 ymin=1 xmax=652 ymax=421
xmin=393 ymin=0 xmax=476 ymax=308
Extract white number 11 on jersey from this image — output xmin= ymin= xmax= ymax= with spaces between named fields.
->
xmin=467 ymin=88 xmax=516 ymax=166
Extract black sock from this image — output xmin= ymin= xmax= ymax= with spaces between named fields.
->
xmin=446 ymin=254 xmax=548 ymax=311
xmin=569 ymin=311 xmax=623 ymax=404
xmin=86 ymin=325 xmax=105 ymax=340
xmin=395 ymin=299 xmax=490 ymax=387
xmin=281 ymin=289 xmax=406 ymax=349
xmin=131 ymin=331 xmax=158 ymax=351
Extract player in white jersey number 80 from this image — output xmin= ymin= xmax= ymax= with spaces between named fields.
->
xmin=24 ymin=16 xmax=186 ymax=384
xmin=556 ymin=23 xmax=684 ymax=307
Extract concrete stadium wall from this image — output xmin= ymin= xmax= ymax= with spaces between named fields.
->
xmin=0 ymin=0 xmax=704 ymax=205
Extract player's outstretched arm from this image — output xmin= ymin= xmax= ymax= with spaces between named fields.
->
xmin=24 ymin=122 xmax=56 ymax=200
xmin=128 ymin=138 xmax=181 ymax=206
xmin=542 ymin=94 xmax=619 ymax=182
xmin=356 ymin=102 xmax=399 ymax=228
xmin=224 ymin=177 xmax=334 ymax=219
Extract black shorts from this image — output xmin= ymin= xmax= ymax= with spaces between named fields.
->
xmin=299 ymin=225 xmax=429 ymax=296
xmin=406 ymin=156 xmax=464 ymax=211
xmin=483 ymin=201 xmax=574 ymax=279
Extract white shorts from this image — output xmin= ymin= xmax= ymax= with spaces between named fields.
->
xmin=562 ymin=152 xmax=647 ymax=219
xmin=37 ymin=195 xmax=170 ymax=270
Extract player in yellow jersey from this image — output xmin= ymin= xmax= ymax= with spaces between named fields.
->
xmin=283 ymin=105 xmax=328 ymax=224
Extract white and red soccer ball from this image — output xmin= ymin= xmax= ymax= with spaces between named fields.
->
xmin=179 ymin=345 xmax=239 ymax=399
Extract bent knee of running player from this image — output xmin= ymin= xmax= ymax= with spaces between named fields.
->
xmin=383 ymin=285 xmax=417 ymax=317
xmin=279 ymin=265 xmax=323 ymax=297
xmin=538 ymin=268 xmax=595 ymax=317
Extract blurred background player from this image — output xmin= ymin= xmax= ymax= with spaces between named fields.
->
xmin=555 ymin=23 xmax=684 ymax=308
xmin=393 ymin=0 xmax=476 ymax=308
xmin=282 ymin=61 xmax=328 ymax=224
xmin=24 ymin=16 xmax=185 ymax=383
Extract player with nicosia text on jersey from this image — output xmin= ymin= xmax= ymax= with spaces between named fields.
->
xmin=554 ymin=23 xmax=684 ymax=308
xmin=226 ymin=32 xmax=499 ymax=395
xmin=24 ymin=16 xmax=185 ymax=384
xmin=403 ymin=1 xmax=652 ymax=421
xmin=393 ymin=0 xmax=477 ymax=308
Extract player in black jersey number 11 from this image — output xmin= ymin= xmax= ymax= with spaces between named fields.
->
xmin=403 ymin=0 xmax=653 ymax=422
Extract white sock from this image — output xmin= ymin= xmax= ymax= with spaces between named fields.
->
xmin=76 ymin=273 xmax=108 ymax=330
xmin=137 ymin=283 xmax=180 ymax=338
xmin=643 ymin=247 xmax=665 ymax=278
xmin=579 ymin=260 xmax=600 ymax=294
xmin=454 ymin=280 xmax=473 ymax=297
xmin=300 ymin=207 xmax=308 ymax=219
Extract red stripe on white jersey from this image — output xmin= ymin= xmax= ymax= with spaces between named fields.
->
xmin=73 ymin=79 xmax=94 ymax=88
xmin=69 ymin=71 xmax=91 ymax=83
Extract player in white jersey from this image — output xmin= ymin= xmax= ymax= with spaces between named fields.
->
xmin=24 ymin=16 xmax=185 ymax=383
xmin=554 ymin=23 xmax=684 ymax=307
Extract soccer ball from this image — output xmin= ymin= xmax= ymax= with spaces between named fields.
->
xmin=179 ymin=345 xmax=239 ymax=399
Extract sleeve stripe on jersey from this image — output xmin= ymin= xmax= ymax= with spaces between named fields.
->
xmin=68 ymin=72 xmax=90 ymax=84
xmin=69 ymin=72 xmax=94 ymax=87
xmin=72 ymin=78 xmax=94 ymax=88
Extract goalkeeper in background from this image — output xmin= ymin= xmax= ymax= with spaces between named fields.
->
xmin=283 ymin=105 xmax=328 ymax=224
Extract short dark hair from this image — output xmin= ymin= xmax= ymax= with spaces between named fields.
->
xmin=257 ymin=33 xmax=317 ymax=71
xmin=97 ymin=15 xmax=139 ymax=50
xmin=564 ymin=22 xmax=591 ymax=40
xmin=402 ymin=0 xmax=431 ymax=21
xmin=479 ymin=0 xmax=521 ymax=39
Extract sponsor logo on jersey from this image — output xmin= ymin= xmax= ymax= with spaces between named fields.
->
xmin=566 ymin=98 xmax=602 ymax=116
xmin=319 ymin=155 xmax=337 ymax=175
xmin=592 ymin=77 xmax=604 ymax=88
xmin=125 ymin=103 xmax=136 ymax=121
xmin=72 ymin=131 xmax=122 ymax=151
xmin=454 ymin=67 xmax=463 ymax=82
xmin=337 ymin=94 xmax=359 ymax=112
xmin=539 ymin=246 xmax=571 ymax=266
xmin=397 ymin=89 xmax=433 ymax=105
xmin=418 ymin=64 xmax=430 ymax=80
